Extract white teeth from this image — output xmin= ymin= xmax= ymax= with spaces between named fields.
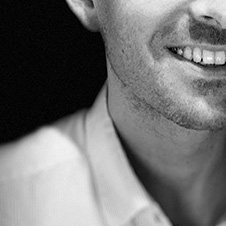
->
xmin=171 ymin=46 xmax=226 ymax=66
xmin=177 ymin=48 xmax=183 ymax=56
xmin=193 ymin=47 xmax=202 ymax=63
xmin=183 ymin=47 xmax=192 ymax=60
xmin=215 ymin=51 xmax=226 ymax=65
xmin=203 ymin=50 xmax=214 ymax=64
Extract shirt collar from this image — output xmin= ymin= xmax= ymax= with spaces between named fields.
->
xmin=85 ymin=81 xmax=173 ymax=226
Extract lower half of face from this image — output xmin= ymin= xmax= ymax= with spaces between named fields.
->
xmin=100 ymin=1 xmax=226 ymax=132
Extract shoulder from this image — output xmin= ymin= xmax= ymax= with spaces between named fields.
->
xmin=0 ymin=109 xmax=89 ymax=181
xmin=0 ymin=111 xmax=105 ymax=225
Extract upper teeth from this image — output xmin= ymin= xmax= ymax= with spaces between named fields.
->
xmin=172 ymin=47 xmax=226 ymax=65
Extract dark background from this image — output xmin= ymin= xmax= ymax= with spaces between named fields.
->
xmin=1 ymin=0 xmax=106 ymax=144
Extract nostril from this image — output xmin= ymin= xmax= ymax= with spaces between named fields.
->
xmin=201 ymin=15 xmax=222 ymax=28
xmin=189 ymin=1 xmax=226 ymax=29
xmin=203 ymin=16 xmax=214 ymax=20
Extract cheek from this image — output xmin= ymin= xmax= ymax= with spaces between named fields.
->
xmin=102 ymin=1 xmax=187 ymax=100
xmin=106 ymin=27 xmax=149 ymax=88
xmin=104 ymin=12 xmax=153 ymax=77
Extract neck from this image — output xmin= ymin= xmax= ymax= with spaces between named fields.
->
xmin=107 ymin=64 xmax=226 ymax=226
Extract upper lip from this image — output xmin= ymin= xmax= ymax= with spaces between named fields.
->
xmin=167 ymin=44 xmax=226 ymax=52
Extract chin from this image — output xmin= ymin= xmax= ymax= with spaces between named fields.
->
xmin=165 ymin=105 xmax=226 ymax=132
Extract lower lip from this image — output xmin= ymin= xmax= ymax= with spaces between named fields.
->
xmin=165 ymin=47 xmax=226 ymax=79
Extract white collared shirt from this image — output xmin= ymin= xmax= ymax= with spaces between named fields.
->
xmin=0 ymin=82 xmax=224 ymax=226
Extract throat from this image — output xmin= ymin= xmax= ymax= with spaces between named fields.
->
xmin=121 ymin=136 xmax=226 ymax=226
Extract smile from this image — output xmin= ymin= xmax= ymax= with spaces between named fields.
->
xmin=168 ymin=46 xmax=226 ymax=64
xmin=167 ymin=46 xmax=226 ymax=72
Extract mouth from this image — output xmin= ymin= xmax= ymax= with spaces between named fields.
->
xmin=166 ymin=46 xmax=226 ymax=73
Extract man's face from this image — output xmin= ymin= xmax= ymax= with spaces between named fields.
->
xmin=94 ymin=0 xmax=226 ymax=131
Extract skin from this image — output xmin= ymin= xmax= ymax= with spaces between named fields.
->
xmin=65 ymin=0 xmax=226 ymax=225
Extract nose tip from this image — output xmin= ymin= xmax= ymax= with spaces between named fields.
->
xmin=189 ymin=0 xmax=226 ymax=29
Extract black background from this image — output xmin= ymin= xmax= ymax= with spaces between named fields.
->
xmin=1 ymin=0 xmax=106 ymax=144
